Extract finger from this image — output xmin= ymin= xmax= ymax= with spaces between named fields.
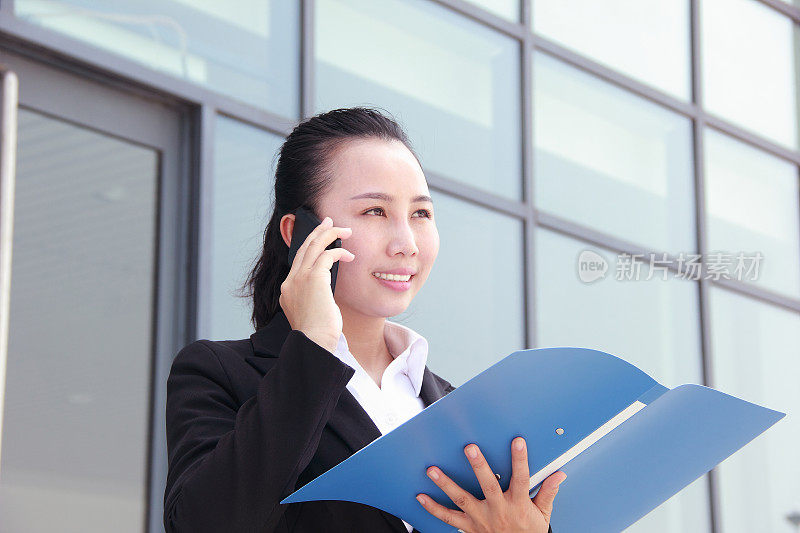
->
xmin=298 ymin=224 xmax=352 ymax=273
xmin=426 ymin=466 xmax=479 ymax=515
xmin=290 ymin=215 xmax=332 ymax=274
xmin=532 ymin=471 xmax=567 ymax=522
xmin=463 ymin=444 xmax=504 ymax=508
xmin=509 ymin=437 xmax=531 ymax=504
xmin=313 ymin=246 xmax=355 ymax=273
xmin=296 ymin=220 xmax=346 ymax=272
xmin=416 ymin=493 xmax=471 ymax=530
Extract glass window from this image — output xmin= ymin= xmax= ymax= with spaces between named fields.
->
xmin=701 ymin=0 xmax=799 ymax=150
xmin=708 ymin=287 xmax=800 ymax=533
xmin=15 ymin=0 xmax=300 ymax=117
xmin=394 ymin=192 xmax=525 ymax=386
xmin=0 ymin=109 xmax=158 ymax=532
xmin=533 ymin=0 xmax=691 ymax=101
xmin=464 ymin=0 xmax=520 ymax=22
xmin=533 ymin=53 xmax=696 ymax=255
xmin=534 ymin=228 xmax=710 ymax=533
xmin=534 ymin=228 xmax=703 ymax=387
xmin=704 ymin=129 xmax=800 ymax=297
xmin=315 ymin=0 xmax=522 ymax=200
xmin=201 ymin=116 xmax=284 ymax=341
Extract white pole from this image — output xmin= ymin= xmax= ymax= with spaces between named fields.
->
xmin=0 ymin=67 xmax=19 ymax=479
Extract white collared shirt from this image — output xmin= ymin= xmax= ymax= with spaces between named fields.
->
xmin=330 ymin=320 xmax=429 ymax=532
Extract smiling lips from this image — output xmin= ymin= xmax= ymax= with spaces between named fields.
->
xmin=372 ymin=272 xmax=412 ymax=282
xmin=372 ymin=272 xmax=414 ymax=291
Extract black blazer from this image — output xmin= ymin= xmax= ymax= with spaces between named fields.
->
xmin=163 ymin=309 xmax=457 ymax=532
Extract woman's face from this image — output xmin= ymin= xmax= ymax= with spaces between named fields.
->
xmin=315 ymin=138 xmax=439 ymax=319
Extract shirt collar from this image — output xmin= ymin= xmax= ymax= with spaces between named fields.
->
xmin=385 ymin=320 xmax=429 ymax=396
xmin=333 ymin=320 xmax=429 ymax=397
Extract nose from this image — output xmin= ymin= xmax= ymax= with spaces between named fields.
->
xmin=387 ymin=219 xmax=419 ymax=257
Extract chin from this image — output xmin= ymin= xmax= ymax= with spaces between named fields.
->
xmin=373 ymin=301 xmax=411 ymax=318
xmin=362 ymin=295 xmax=413 ymax=319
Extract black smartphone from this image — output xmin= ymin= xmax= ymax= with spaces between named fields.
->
xmin=287 ymin=206 xmax=342 ymax=295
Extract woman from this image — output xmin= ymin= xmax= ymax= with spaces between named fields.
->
xmin=163 ymin=107 xmax=566 ymax=532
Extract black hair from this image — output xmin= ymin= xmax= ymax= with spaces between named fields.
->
xmin=238 ymin=106 xmax=421 ymax=330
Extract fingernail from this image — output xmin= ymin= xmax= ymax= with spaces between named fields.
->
xmin=416 ymin=494 xmax=426 ymax=505
xmin=514 ymin=437 xmax=525 ymax=450
xmin=427 ymin=467 xmax=439 ymax=480
xmin=324 ymin=216 xmax=332 ymax=224
xmin=466 ymin=445 xmax=478 ymax=458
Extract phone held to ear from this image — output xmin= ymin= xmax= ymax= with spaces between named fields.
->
xmin=287 ymin=206 xmax=342 ymax=295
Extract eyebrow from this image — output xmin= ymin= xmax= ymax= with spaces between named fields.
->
xmin=349 ymin=192 xmax=433 ymax=204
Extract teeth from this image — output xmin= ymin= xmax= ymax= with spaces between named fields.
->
xmin=373 ymin=272 xmax=412 ymax=282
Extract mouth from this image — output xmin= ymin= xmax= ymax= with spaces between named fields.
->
xmin=372 ymin=272 xmax=414 ymax=291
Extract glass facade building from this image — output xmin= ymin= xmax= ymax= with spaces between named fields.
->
xmin=0 ymin=1 xmax=798 ymax=532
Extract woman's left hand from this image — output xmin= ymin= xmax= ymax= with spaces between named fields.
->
xmin=416 ymin=437 xmax=566 ymax=533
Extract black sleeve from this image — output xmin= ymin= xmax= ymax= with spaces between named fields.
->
xmin=163 ymin=330 xmax=355 ymax=533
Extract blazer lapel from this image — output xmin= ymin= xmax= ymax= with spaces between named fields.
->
xmin=245 ymin=310 xmax=383 ymax=456
xmin=246 ymin=310 xmax=444 ymax=533
xmin=326 ymin=365 xmax=448 ymax=454
xmin=322 ymin=393 xmax=411 ymax=533
xmin=326 ymin=388 xmax=381 ymax=454
xmin=326 ymin=368 xmax=447 ymax=533
xmin=419 ymin=366 xmax=447 ymax=408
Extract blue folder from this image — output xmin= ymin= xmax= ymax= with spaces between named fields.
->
xmin=280 ymin=347 xmax=785 ymax=532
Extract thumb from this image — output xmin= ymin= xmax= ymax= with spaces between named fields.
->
xmin=532 ymin=471 xmax=567 ymax=522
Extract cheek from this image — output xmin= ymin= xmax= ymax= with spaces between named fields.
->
xmin=339 ymin=237 xmax=371 ymax=270
xmin=420 ymin=229 xmax=440 ymax=263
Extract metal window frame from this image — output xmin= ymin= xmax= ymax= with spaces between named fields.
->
xmin=1 ymin=0 xmax=799 ymax=532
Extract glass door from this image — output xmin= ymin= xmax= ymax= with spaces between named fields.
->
xmin=0 ymin=50 xmax=187 ymax=533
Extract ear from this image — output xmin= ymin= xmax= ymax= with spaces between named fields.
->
xmin=279 ymin=213 xmax=296 ymax=248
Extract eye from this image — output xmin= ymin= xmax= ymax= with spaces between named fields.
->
xmin=363 ymin=207 xmax=432 ymax=219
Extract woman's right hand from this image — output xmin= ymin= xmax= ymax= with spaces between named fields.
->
xmin=279 ymin=216 xmax=355 ymax=353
